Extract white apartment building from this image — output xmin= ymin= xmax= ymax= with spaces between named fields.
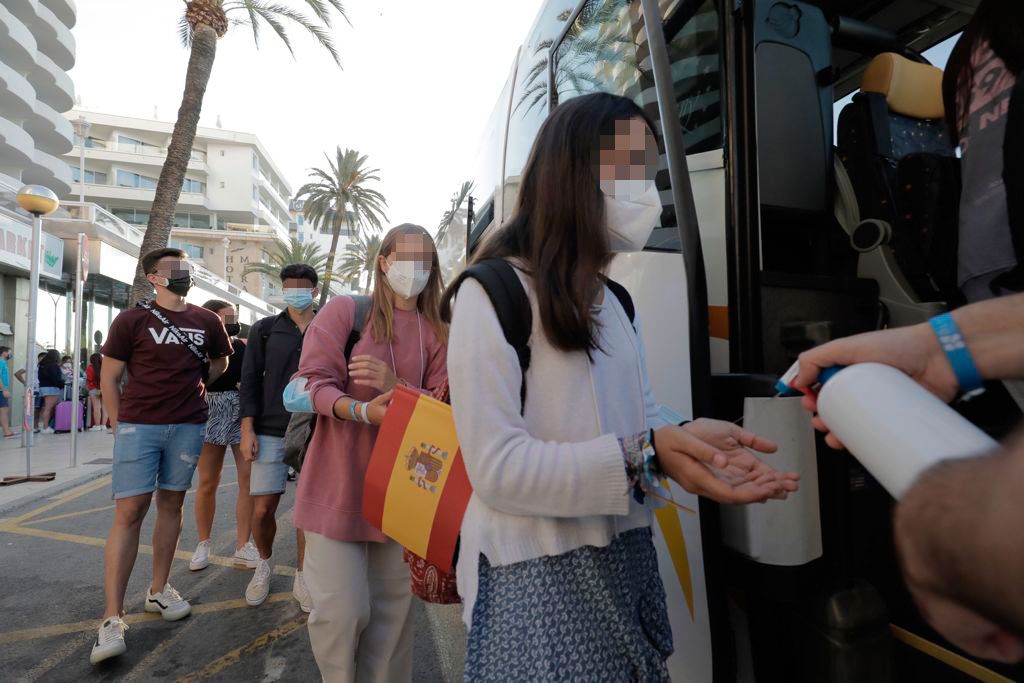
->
xmin=0 ymin=0 xmax=76 ymax=429
xmin=63 ymin=110 xmax=295 ymax=299
xmin=289 ymin=198 xmax=354 ymax=258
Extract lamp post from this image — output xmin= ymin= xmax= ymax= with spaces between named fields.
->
xmin=9 ymin=185 xmax=60 ymax=485
xmin=73 ymin=116 xmax=90 ymax=204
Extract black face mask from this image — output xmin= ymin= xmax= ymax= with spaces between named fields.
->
xmin=225 ymin=323 xmax=241 ymax=337
xmin=163 ymin=274 xmax=193 ymax=296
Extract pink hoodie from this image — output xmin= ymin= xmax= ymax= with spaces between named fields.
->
xmin=293 ymin=295 xmax=447 ymax=543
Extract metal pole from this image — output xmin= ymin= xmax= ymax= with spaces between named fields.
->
xmin=70 ymin=233 xmax=85 ymax=467
xmin=23 ymin=214 xmax=43 ymax=476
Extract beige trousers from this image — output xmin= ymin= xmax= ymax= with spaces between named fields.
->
xmin=304 ymin=532 xmax=414 ymax=683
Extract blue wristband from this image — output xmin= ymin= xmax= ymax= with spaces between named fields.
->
xmin=929 ymin=313 xmax=984 ymax=395
xmin=349 ymin=400 xmax=360 ymax=421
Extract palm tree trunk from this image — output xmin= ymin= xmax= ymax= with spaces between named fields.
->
xmin=128 ymin=24 xmax=218 ymax=304
xmin=318 ymin=214 xmax=342 ymax=307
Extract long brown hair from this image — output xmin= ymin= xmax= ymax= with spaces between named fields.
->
xmin=943 ymin=0 xmax=1024 ymax=144
xmin=367 ymin=223 xmax=447 ymax=344
xmin=443 ymin=93 xmax=657 ymax=352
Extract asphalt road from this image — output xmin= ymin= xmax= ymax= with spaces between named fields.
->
xmin=0 ymin=459 xmax=467 ymax=682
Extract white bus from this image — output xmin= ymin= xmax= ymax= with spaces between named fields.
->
xmin=458 ymin=0 xmax=1022 ymax=681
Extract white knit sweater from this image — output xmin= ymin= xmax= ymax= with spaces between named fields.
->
xmin=448 ymin=266 xmax=670 ymax=627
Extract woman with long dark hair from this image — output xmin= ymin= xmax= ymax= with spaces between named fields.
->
xmin=443 ymin=92 xmax=798 ymax=680
xmin=37 ymin=349 xmax=64 ymax=434
xmin=943 ymin=0 xmax=1024 ymax=301
xmin=293 ymin=223 xmax=448 ymax=681
xmin=189 ymin=300 xmax=257 ymax=572
xmin=87 ymin=353 xmax=106 ymax=430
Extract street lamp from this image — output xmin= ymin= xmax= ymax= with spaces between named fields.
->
xmin=72 ymin=116 xmax=91 ymax=204
xmin=14 ymin=185 xmax=59 ymax=484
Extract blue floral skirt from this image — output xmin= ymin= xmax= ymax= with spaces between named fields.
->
xmin=465 ymin=526 xmax=673 ymax=682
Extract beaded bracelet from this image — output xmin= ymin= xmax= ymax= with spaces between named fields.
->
xmin=349 ymin=400 xmax=360 ymax=422
xmin=620 ymin=430 xmax=660 ymax=504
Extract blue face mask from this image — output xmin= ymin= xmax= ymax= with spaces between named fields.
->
xmin=282 ymin=288 xmax=313 ymax=311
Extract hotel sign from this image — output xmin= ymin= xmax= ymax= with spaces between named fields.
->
xmin=0 ymin=213 xmax=64 ymax=280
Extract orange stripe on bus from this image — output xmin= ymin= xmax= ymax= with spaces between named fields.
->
xmin=708 ymin=306 xmax=729 ymax=340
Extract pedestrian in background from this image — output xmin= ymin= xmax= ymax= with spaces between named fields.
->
xmin=0 ymin=346 xmax=15 ymax=437
xmin=86 ymin=353 xmax=106 ymax=431
xmin=37 ymin=349 xmax=64 ymax=434
xmin=189 ymin=300 xmax=258 ymax=572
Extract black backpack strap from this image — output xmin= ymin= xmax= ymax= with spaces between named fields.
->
xmin=344 ymin=295 xmax=373 ymax=359
xmin=450 ymin=259 xmax=532 ymax=411
xmin=600 ymin=276 xmax=636 ymax=326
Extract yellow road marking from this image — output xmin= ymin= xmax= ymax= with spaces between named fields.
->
xmin=0 ymin=593 xmax=296 ymax=645
xmin=0 ymin=524 xmax=296 ymax=577
xmin=9 ymin=476 xmax=111 ymax=525
xmin=890 ymin=624 xmax=1014 ymax=683
xmin=174 ymin=614 xmax=308 ymax=682
xmin=20 ymin=503 xmax=116 ymax=526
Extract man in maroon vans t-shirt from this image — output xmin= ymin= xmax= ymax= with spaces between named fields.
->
xmin=90 ymin=248 xmax=232 ymax=666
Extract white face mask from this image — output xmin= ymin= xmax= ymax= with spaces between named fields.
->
xmin=385 ymin=259 xmax=431 ymax=299
xmin=603 ymin=181 xmax=662 ymax=252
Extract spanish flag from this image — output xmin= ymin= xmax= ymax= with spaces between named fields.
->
xmin=363 ymin=385 xmax=471 ymax=573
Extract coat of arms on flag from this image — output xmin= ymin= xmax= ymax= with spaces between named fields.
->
xmin=363 ymin=386 xmax=471 ymax=573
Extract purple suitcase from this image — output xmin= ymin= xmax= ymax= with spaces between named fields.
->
xmin=54 ymin=400 xmax=84 ymax=432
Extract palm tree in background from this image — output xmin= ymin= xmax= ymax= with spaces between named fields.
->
xmin=242 ymin=236 xmax=339 ymax=293
xmin=297 ymin=147 xmax=388 ymax=306
xmin=337 ymin=228 xmax=382 ymax=295
xmin=435 ymin=181 xmax=474 ymax=244
xmin=128 ymin=0 xmax=349 ymax=304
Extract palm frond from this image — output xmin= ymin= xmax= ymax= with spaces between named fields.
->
xmin=177 ymin=14 xmax=193 ymax=48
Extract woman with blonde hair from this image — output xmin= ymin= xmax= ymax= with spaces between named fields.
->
xmin=294 ymin=223 xmax=448 ymax=682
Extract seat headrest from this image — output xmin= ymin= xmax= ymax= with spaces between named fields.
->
xmin=861 ymin=53 xmax=945 ymax=120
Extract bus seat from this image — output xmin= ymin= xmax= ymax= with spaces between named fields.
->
xmin=837 ymin=53 xmax=962 ymax=319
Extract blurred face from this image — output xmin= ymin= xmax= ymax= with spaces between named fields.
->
xmin=379 ymin=232 xmax=434 ymax=300
xmin=597 ymin=116 xmax=658 ymax=201
xmin=146 ymin=257 xmax=193 ymax=291
xmin=216 ymin=307 xmax=236 ymax=326
xmin=281 ymin=277 xmax=318 ymax=311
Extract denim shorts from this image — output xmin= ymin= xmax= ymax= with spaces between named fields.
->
xmin=0 ymin=393 xmax=7 ymax=409
xmin=111 ymin=422 xmax=205 ymax=500
xmin=38 ymin=387 xmax=62 ymax=398
xmin=250 ymin=434 xmax=289 ymax=496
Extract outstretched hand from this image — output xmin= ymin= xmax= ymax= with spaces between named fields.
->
xmin=655 ymin=419 xmax=799 ymax=504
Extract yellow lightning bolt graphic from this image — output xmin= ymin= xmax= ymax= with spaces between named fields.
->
xmin=655 ymin=483 xmax=695 ymax=620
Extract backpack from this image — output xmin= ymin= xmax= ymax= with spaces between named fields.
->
xmin=448 ymin=259 xmax=636 ymax=412
xmin=282 ymin=295 xmax=372 ymax=472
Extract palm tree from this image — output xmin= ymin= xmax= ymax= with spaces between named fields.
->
xmin=435 ymin=181 xmax=474 ymax=244
xmin=337 ymin=228 xmax=382 ymax=295
xmin=297 ymin=147 xmax=388 ymax=306
xmin=242 ymin=236 xmax=339 ymax=293
xmin=128 ymin=0 xmax=348 ymax=304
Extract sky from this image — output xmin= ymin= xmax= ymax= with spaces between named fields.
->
xmin=69 ymin=0 xmax=545 ymax=231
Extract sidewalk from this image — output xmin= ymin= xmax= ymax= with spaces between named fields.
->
xmin=0 ymin=430 xmax=114 ymax=514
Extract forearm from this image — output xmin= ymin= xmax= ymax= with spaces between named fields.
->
xmin=100 ymin=381 xmax=120 ymax=426
xmin=207 ymin=357 xmax=228 ymax=384
xmin=952 ymin=293 xmax=1024 ymax=380
xmin=896 ymin=439 xmax=1024 ymax=633
xmin=241 ymin=416 xmax=255 ymax=433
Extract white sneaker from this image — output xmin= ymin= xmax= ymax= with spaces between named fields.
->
xmin=41 ymin=427 xmax=55 ymax=434
xmin=144 ymin=584 xmax=191 ymax=621
xmin=293 ymin=571 xmax=312 ymax=613
xmin=189 ymin=539 xmax=212 ymax=571
xmin=90 ymin=425 xmax=104 ymax=432
xmin=233 ymin=541 xmax=259 ymax=569
xmin=90 ymin=616 xmax=128 ymax=665
xmin=245 ymin=558 xmax=272 ymax=606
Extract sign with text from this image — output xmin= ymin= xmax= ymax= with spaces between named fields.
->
xmin=0 ymin=214 xmax=64 ymax=280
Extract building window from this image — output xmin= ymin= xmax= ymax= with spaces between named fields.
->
xmin=111 ymin=207 xmax=150 ymax=225
xmin=117 ymin=135 xmax=161 ymax=154
xmin=68 ymin=165 xmax=108 ymax=184
xmin=116 ymin=169 xmax=158 ymax=189
xmin=252 ymin=152 xmax=258 ymax=170
xmin=170 ymin=239 xmax=204 ymax=259
xmin=182 ymin=178 xmax=205 ymax=193
xmin=171 ymin=212 xmax=214 ymax=229
xmin=73 ymin=134 xmax=103 ymax=148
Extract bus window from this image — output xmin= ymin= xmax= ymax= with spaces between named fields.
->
xmin=552 ymin=0 xmax=725 ymax=253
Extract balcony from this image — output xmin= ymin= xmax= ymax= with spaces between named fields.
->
xmin=258 ymin=171 xmax=291 ymax=213
xmin=32 ymin=2 xmax=75 ymax=71
xmin=26 ymin=97 xmax=74 ymax=154
xmin=40 ymin=0 xmax=76 ymax=30
xmin=70 ymin=139 xmax=207 ymax=172
xmin=43 ymin=201 xmax=279 ymax=317
xmin=0 ymin=3 xmax=37 ymax=73
xmin=28 ymin=50 xmax=74 ymax=112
